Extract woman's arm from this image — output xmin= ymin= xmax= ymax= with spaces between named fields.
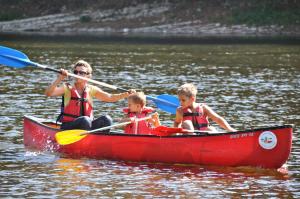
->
xmin=45 ymin=69 xmax=67 ymax=97
xmin=93 ymin=86 xmax=132 ymax=102
xmin=203 ymin=104 xmax=236 ymax=132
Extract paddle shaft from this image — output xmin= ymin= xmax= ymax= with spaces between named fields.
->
xmin=1 ymin=54 xmax=127 ymax=92
xmin=38 ymin=63 xmax=126 ymax=92
xmin=80 ymin=115 xmax=152 ymax=135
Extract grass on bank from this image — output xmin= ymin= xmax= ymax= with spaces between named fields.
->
xmin=229 ymin=3 xmax=300 ymax=26
xmin=0 ymin=0 xmax=299 ymax=27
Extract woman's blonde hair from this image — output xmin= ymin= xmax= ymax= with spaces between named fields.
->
xmin=73 ymin=60 xmax=92 ymax=74
xmin=128 ymin=92 xmax=146 ymax=106
xmin=177 ymin=83 xmax=197 ymax=98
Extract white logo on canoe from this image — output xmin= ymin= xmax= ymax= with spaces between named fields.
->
xmin=259 ymin=131 xmax=277 ymax=150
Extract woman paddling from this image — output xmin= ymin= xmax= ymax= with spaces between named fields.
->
xmin=45 ymin=60 xmax=135 ymax=131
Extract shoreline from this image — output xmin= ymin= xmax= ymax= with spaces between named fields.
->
xmin=1 ymin=31 xmax=300 ymax=45
xmin=1 ymin=1 xmax=299 ymax=44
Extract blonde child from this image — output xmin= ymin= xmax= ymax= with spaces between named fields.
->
xmin=123 ymin=92 xmax=160 ymax=135
xmin=174 ymin=83 xmax=236 ymax=133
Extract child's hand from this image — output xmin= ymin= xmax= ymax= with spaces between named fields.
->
xmin=151 ymin=112 xmax=159 ymax=120
xmin=146 ymin=113 xmax=158 ymax=123
xmin=150 ymin=112 xmax=160 ymax=127
xmin=129 ymin=116 xmax=137 ymax=123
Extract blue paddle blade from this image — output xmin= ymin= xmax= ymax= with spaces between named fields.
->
xmin=0 ymin=46 xmax=28 ymax=59
xmin=0 ymin=46 xmax=31 ymax=68
xmin=157 ymin=94 xmax=180 ymax=106
xmin=146 ymin=94 xmax=180 ymax=114
xmin=0 ymin=54 xmax=31 ymax=68
xmin=156 ymin=94 xmax=180 ymax=114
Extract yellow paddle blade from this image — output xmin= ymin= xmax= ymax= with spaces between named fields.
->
xmin=55 ymin=129 xmax=88 ymax=145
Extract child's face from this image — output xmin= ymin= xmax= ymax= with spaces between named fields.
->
xmin=128 ymin=99 xmax=143 ymax=112
xmin=178 ymin=94 xmax=194 ymax=108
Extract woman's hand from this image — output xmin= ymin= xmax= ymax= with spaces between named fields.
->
xmin=58 ymin=69 xmax=68 ymax=81
xmin=127 ymin=89 xmax=136 ymax=94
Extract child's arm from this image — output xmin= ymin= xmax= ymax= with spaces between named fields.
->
xmin=113 ymin=117 xmax=133 ymax=130
xmin=203 ymin=104 xmax=236 ymax=132
xmin=174 ymin=107 xmax=183 ymax=127
xmin=116 ymin=117 xmax=132 ymax=123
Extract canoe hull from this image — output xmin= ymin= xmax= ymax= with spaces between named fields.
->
xmin=23 ymin=115 xmax=293 ymax=169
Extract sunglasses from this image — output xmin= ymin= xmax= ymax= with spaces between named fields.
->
xmin=74 ymin=70 xmax=89 ymax=75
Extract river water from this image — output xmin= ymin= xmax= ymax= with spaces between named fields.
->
xmin=0 ymin=36 xmax=299 ymax=198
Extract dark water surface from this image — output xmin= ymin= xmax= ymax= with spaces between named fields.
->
xmin=0 ymin=37 xmax=299 ymax=198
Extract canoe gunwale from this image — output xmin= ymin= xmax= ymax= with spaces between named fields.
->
xmin=23 ymin=115 xmax=294 ymax=138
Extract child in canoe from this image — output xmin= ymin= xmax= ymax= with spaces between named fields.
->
xmin=122 ymin=92 xmax=161 ymax=135
xmin=174 ymin=83 xmax=236 ymax=133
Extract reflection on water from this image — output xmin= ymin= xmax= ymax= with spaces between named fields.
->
xmin=0 ymin=38 xmax=299 ymax=198
xmin=3 ymin=155 xmax=294 ymax=198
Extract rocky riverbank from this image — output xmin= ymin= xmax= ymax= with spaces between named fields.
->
xmin=0 ymin=2 xmax=299 ymax=38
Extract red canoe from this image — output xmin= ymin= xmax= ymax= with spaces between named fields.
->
xmin=23 ymin=115 xmax=293 ymax=169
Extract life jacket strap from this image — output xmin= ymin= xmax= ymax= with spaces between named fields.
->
xmin=56 ymin=96 xmax=65 ymax=124
xmin=183 ymin=112 xmax=201 ymax=117
xmin=70 ymin=97 xmax=88 ymax=102
xmin=57 ymin=86 xmax=89 ymax=123
xmin=183 ymin=111 xmax=208 ymax=130
xmin=61 ymin=113 xmax=79 ymax=118
xmin=193 ymin=123 xmax=208 ymax=129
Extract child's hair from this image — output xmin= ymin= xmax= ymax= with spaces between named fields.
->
xmin=128 ymin=92 xmax=146 ymax=106
xmin=177 ymin=83 xmax=197 ymax=98
xmin=73 ymin=60 xmax=93 ymax=74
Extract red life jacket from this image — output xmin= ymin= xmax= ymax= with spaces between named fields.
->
xmin=182 ymin=104 xmax=209 ymax=130
xmin=59 ymin=85 xmax=93 ymax=123
xmin=123 ymin=107 xmax=154 ymax=135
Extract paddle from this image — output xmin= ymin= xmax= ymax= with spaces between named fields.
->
xmin=0 ymin=46 xmax=121 ymax=90
xmin=55 ymin=115 xmax=153 ymax=145
xmin=151 ymin=126 xmax=214 ymax=136
xmin=0 ymin=45 xmax=179 ymax=114
xmin=147 ymin=94 xmax=179 ymax=114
